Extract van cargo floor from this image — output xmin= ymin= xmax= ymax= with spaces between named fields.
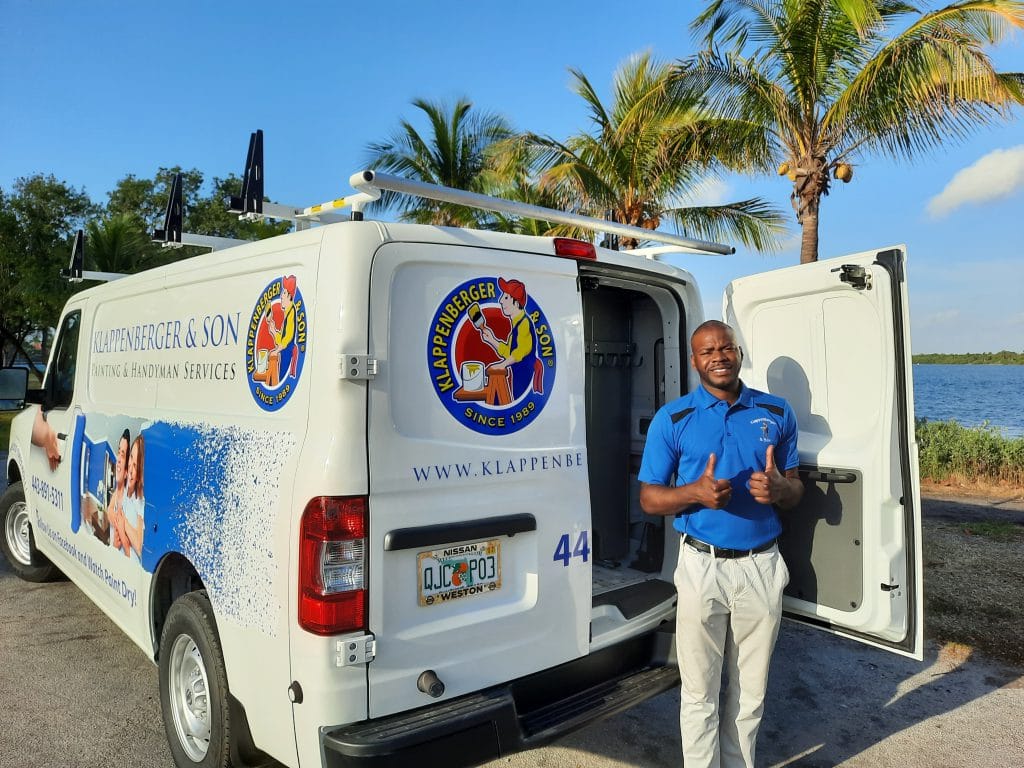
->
xmin=592 ymin=578 xmax=676 ymax=620
xmin=593 ymin=561 xmax=658 ymax=594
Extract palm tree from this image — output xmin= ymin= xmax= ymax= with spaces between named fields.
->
xmin=680 ymin=0 xmax=1024 ymax=263
xmin=364 ymin=98 xmax=514 ymax=227
xmin=85 ymin=214 xmax=161 ymax=274
xmin=495 ymin=52 xmax=787 ymax=251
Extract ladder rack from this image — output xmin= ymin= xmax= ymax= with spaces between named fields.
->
xmin=145 ymin=129 xmax=735 ymax=259
xmin=349 ymin=170 xmax=736 ymax=256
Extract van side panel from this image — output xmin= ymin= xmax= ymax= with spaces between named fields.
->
xmin=71 ymin=233 xmax=329 ymax=767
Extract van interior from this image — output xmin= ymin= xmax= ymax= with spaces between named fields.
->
xmin=579 ymin=265 xmax=685 ymax=647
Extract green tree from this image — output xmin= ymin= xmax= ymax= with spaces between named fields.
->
xmin=108 ymin=168 xmax=289 ymax=241
xmin=498 ymin=53 xmax=786 ymax=250
xmin=365 ymin=98 xmax=515 ymax=226
xmin=680 ymin=0 xmax=1024 ymax=263
xmin=85 ymin=214 xmax=162 ymax=274
xmin=0 ymin=175 xmax=97 ymax=366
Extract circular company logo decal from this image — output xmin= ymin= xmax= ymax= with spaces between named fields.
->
xmin=428 ymin=276 xmax=556 ymax=434
xmin=245 ymin=275 xmax=307 ymax=411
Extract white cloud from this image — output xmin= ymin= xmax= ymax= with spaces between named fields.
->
xmin=927 ymin=145 xmax=1024 ymax=218
xmin=918 ymin=309 xmax=961 ymax=327
xmin=684 ymin=177 xmax=731 ymax=207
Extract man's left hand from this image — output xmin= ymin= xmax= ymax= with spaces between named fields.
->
xmin=749 ymin=444 xmax=783 ymax=505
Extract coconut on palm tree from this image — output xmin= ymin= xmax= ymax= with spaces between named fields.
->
xmin=364 ymin=97 xmax=514 ymax=227
xmin=494 ymin=52 xmax=786 ymax=251
xmin=679 ymin=0 xmax=1024 ymax=263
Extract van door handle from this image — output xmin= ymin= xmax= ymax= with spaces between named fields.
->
xmin=384 ymin=513 xmax=537 ymax=551
xmin=799 ymin=469 xmax=857 ymax=483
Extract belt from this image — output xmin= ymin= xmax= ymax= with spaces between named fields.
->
xmin=683 ymin=535 xmax=776 ymax=559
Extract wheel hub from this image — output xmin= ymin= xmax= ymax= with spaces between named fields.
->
xmin=169 ymin=634 xmax=212 ymax=761
xmin=4 ymin=501 xmax=32 ymax=566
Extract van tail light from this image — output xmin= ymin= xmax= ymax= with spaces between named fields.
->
xmin=299 ymin=496 xmax=367 ymax=635
xmin=553 ymin=238 xmax=597 ymax=260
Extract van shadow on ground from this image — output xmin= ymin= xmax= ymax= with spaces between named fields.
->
xmin=513 ymin=619 xmax=1022 ymax=768
xmin=758 ymin=622 xmax=1022 ymax=767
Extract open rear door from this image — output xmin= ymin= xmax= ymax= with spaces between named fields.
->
xmin=724 ymin=247 xmax=923 ymax=660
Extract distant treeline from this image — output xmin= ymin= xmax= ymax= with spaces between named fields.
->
xmin=912 ymin=351 xmax=1024 ymax=365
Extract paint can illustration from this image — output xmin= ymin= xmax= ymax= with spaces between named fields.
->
xmin=460 ymin=361 xmax=486 ymax=392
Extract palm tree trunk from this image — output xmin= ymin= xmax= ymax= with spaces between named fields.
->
xmin=799 ymin=209 xmax=819 ymax=264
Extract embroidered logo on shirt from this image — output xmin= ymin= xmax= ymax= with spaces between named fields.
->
xmin=750 ymin=416 xmax=776 ymax=443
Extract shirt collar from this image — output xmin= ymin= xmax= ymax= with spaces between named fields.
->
xmin=696 ymin=380 xmax=751 ymax=409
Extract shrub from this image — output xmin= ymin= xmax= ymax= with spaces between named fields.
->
xmin=915 ymin=419 xmax=1024 ymax=486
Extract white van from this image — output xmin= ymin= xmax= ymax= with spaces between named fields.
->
xmin=0 ymin=167 xmax=923 ymax=768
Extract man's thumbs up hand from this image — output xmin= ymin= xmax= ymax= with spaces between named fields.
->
xmin=750 ymin=444 xmax=783 ymax=505
xmin=694 ymin=452 xmax=732 ymax=509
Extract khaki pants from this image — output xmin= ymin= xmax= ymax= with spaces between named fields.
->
xmin=673 ymin=539 xmax=789 ymax=768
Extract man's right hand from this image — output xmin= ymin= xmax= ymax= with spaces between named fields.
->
xmin=691 ymin=453 xmax=732 ymax=509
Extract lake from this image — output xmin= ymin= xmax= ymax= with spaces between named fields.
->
xmin=912 ymin=364 xmax=1024 ymax=437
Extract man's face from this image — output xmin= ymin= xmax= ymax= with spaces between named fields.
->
xmin=690 ymin=325 xmax=741 ymax=395
xmin=281 ymin=287 xmax=293 ymax=309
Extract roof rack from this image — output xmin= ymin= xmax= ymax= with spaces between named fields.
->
xmin=350 ymin=170 xmax=736 ymax=256
xmin=60 ymin=230 xmax=129 ymax=283
xmin=152 ymin=172 xmax=249 ymax=251
xmin=226 ymin=130 xmax=378 ymax=227
xmin=147 ymin=129 xmax=734 ymax=257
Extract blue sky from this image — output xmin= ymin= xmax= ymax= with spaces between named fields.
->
xmin=2 ymin=1 xmax=1022 ymax=353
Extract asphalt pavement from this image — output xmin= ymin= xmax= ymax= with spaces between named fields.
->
xmin=2 ymin=493 xmax=1022 ymax=768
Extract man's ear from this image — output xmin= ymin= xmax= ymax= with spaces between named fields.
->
xmin=737 ymin=347 xmax=744 ymax=363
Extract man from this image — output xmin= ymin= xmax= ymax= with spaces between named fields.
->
xmin=639 ymin=320 xmax=804 ymax=768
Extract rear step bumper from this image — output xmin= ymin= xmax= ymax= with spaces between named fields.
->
xmin=321 ymin=628 xmax=678 ymax=768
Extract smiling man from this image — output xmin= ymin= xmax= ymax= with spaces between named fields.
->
xmin=639 ymin=320 xmax=804 ymax=768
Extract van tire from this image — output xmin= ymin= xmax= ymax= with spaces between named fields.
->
xmin=0 ymin=482 xmax=58 ymax=582
xmin=159 ymin=590 xmax=234 ymax=768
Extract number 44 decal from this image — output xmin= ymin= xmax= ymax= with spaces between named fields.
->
xmin=553 ymin=530 xmax=590 ymax=566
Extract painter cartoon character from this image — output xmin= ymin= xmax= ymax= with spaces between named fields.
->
xmin=247 ymin=275 xmax=307 ymax=411
xmin=255 ymin=275 xmax=298 ymax=388
xmin=477 ymin=278 xmax=545 ymax=405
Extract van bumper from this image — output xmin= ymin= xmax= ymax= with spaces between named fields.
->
xmin=321 ymin=628 xmax=677 ymax=768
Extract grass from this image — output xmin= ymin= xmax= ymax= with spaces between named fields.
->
xmin=916 ymin=419 xmax=1024 ymax=487
xmin=924 ymin=518 xmax=1024 ymax=667
xmin=0 ymin=411 xmax=14 ymax=449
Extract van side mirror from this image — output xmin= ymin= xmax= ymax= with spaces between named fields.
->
xmin=0 ymin=367 xmax=30 ymax=411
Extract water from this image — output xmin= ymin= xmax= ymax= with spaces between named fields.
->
xmin=912 ymin=364 xmax=1024 ymax=438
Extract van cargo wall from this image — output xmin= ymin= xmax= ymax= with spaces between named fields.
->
xmin=583 ymin=288 xmax=632 ymax=561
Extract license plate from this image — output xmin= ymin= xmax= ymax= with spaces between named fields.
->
xmin=417 ymin=539 xmax=501 ymax=606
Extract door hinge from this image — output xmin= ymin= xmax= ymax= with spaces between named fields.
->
xmin=339 ymin=354 xmax=378 ymax=380
xmin=833 ymin=264 xmax=872 ymax=290
xmin=337 ymin=634 xmax=376 ymax=666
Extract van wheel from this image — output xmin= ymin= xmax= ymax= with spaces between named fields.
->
xmin=159 ymin=591 xmax=233 ymax=768
xmin=0 ymin=482 xmax=57 ymax=582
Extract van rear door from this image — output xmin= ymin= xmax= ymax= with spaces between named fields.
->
xmin=365 ymin=241 xmax=592 ymax=718
xmin=724 ymin=247 xmax=923 ymax=659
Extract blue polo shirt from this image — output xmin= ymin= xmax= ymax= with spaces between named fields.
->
xmin=639 ymin=382 xmax=799 ymax=549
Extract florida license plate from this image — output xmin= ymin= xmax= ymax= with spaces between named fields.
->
xmin=417 ymin=539 xmax=501 ymax=606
